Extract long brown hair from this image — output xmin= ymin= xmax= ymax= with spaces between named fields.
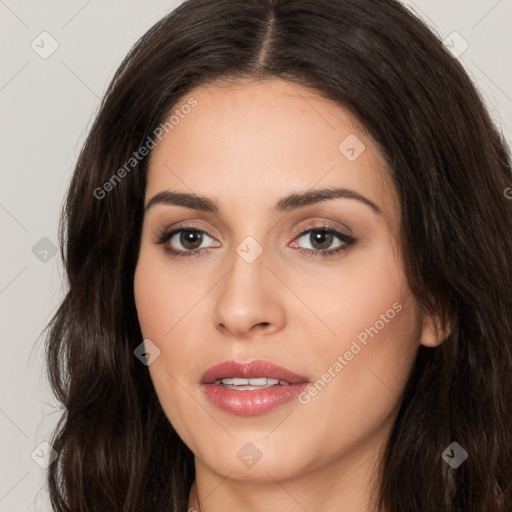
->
xmin=45 ymin=0 xmax=512 ymax=510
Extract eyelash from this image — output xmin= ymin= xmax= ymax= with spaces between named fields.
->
xmin=154 ymin=224 xmax=357 ymax=260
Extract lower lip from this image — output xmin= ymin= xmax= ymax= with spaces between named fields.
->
xmin=201 ymin=383 xmax=309 ymax=416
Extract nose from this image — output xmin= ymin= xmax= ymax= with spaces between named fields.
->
xmin=213 ymin=248 xmax=286 ymax=339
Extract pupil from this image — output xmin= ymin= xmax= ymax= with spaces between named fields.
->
xmin=178 ymin=230 xmax=333 ymax=251
xmin=181 ymin=230 xmax=202 ymax=250
xmin=311 ymin=230 xmax=333 ymax=250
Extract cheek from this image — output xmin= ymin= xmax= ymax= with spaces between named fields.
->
xmin=302 ymin=235 xmax=413 ymax=352
xmin=133 ymin=249 xmax=197 ymax=340
xmin=292 ymin=294 xmax=420 ymax=464
xmin=297 ymin=240 xmax=420 ymax=428
xmin=133 ymin=250 xmax=208 ymax=384
xmin=133 ymin=255 xmax=197 ymax=426
xmin=133 ymin=259 xmax=169 ymax=340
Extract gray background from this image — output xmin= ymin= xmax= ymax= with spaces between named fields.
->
xmin=1 ymin=1 xmax=511 ymax=510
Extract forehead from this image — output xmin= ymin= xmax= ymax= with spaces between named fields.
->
xmin=146 ymin=78 xmax=398 ymax=228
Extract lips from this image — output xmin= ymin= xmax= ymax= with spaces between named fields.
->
xmin=200 ymin=359 xmax=309 ymax=385
xmin=200 ymin=360 xmax=310 ymax=416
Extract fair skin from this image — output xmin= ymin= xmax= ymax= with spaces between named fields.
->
xmin=134 ymin=78 xmax=446 ymax=512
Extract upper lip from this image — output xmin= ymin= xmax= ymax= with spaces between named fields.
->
xmin=201 ymin=360 xmax=310 ymax=384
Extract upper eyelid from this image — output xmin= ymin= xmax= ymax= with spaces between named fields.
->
xmin=290 ymin=221 xmax=351 ymax=239
xmin=159 ymin=216 xmax=351 ymax=234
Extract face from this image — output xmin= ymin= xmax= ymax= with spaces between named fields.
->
xmin=134 ymin=78 xmax=442 ymax=485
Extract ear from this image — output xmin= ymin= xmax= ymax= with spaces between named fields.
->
xmin=419 ymin=308 xmax=453 ymax=348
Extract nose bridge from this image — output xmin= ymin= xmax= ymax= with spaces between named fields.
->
xmin=223 ymin=218 xmax=270 ymax=292
xmin=219 ymin=240 xmax=269 ymax=313
xmin=213 ymin=235 xmax=285 ymax=337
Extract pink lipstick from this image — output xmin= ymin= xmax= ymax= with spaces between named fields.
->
xmin=200 ymin=360 xmax=309 ymax=416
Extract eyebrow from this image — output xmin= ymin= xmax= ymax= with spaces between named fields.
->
xmin=144 ymin=187 xmax=382 ymax=215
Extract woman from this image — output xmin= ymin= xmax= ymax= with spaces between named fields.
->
xmin=45 ymin=0 xmax=512 ymax=510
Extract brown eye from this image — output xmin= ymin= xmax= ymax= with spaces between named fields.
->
xmin=296 ymin=228 xmax=345 ymax=252
xmin=179 ymin=230 xmax=204 ymax=250
xmin=307 ymin=230 xmax=335 ymax=250
xmin=291 ymin=226 xmax=357 ymax=259
xmin=155 ymin=227 xmax=220 ymax=258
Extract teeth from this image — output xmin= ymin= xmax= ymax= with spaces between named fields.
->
xmin=248 ymin=377 xmax=268 ymax=386
xmin=213 ymin=377 xmax=291 ymax=387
